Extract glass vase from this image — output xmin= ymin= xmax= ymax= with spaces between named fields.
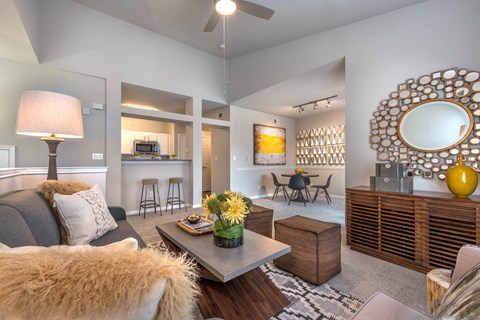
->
xmin=213 ymin=218 xmax=243 ymax=248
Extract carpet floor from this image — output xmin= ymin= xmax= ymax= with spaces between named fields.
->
xmin=129 ymin=194 xmax=429 ymax=318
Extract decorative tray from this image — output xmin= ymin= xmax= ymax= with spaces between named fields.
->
xmin=176 ymin=218 xmax=214 ymax=235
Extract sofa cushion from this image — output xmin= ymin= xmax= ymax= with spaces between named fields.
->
xmin=0 ymin=206 xmax=36 ymax=247
xmin=54 ymin=185 xmax=118 ymax=245
xmin=0 ymin=247 xmax=199 ymax=320
xmin=0 ymin=189 xmax=61 ymax=246
xmin=90 ymin=220 xmax=147 ymax=248
xmin=350 ymin=292 xmax=432 ymax=320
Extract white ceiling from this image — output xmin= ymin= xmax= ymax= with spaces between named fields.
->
xmin=232 ymin=58 xmax=345 ymax=119
xmin=71 ymin=0 xmax=429 ymax=58
xmin=1 ymin=0 xmax=430 ymax=119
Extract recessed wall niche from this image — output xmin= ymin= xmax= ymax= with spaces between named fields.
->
xmin=370 ymin=67 xmax=480 ymax=180
xmin=296 ymin=125 xmax=345 ymax=166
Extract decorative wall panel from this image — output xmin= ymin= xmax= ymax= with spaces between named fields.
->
xmin=296 ymin=125 xmax=345 ymax=166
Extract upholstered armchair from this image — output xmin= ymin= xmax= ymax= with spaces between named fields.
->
xmin=350 ymin=244 xmax=480 ymax=320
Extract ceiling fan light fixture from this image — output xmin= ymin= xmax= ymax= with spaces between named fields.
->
xmin=216 ymin=0 xmax=237 ymax=16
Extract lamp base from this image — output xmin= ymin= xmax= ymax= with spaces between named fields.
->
xmin=41 ymin=137 xmax=64 ymax=180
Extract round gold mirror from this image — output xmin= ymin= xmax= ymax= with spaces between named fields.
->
xmin=397 ymin=99 xmax=473 ymax=152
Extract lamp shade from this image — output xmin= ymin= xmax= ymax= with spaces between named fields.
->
xmin=16 ymin=90 xmax=84 ymax=139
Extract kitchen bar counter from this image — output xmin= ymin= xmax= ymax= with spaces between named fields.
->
xmin=122 ymin=159 xmax=191 ymax=164
xmin=121 ymin=160 xmax=191 ymax=214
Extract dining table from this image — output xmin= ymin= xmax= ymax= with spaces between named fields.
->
xmin=280 ymin=173 xmax=319 ymax=178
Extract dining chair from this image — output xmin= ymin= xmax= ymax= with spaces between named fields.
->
xmin=288 ymin=174 xmax=308 ymax=207
xmin=271 ymin=173 xmax=289 ymax=201
xmin=311 ymin=174 xmax=333 ymax=204
xmin=303 ymin=176 xmax=312 ymax=199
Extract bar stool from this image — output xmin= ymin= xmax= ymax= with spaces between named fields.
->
xmin=166 ymin=177 xmax=187 ymax=214
xmin=138 ymin=178 xmax=162 ymax=219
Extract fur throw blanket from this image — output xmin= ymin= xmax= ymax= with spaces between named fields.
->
xmin=0 ymin=248 xmax=199 ymax=320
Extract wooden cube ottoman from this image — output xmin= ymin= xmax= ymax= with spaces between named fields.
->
xmin=244 ymin=204 xmax=273 ymax=238
xmin=273 ymin=215 xmax=341 ymax=284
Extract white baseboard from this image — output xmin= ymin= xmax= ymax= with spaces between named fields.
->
xmin=251 ymin=193 xmax=345 ymax=200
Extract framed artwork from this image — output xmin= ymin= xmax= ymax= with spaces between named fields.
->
xmin=254 ymin=124 xmax=286 ymax=165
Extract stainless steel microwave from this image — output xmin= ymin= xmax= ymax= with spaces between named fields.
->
xmin=133 ymin=140 xmax=159 ymax=154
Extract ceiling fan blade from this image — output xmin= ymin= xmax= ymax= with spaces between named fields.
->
xmin=236 ymin=0 xmax=274 ymax=20
xmin=204 ymin=11 xmax=221 ymax=32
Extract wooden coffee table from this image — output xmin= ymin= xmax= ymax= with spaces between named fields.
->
xmin=156 ymin=222 xmax=291 ymax=320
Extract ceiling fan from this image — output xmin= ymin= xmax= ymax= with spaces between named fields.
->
xmin=204 ymin=0 xmax=275 ymax=32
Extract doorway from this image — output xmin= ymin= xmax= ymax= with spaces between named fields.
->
xmin=202 ymin=131 xmax=212 ymax=196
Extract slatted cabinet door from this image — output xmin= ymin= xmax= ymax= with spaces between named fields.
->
xmin=346 ymin=190 xmax=379 ymax=251
xmin=424 ymin=199 xmax=477 ymax=269
xmin=378 ymin=195 xmax=419 ymax=264
xmin=347 ymin=186 xmax=480 ymax=273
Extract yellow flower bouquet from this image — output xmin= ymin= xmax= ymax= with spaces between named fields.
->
xmin=202 ymin=191 xmax=253 ymax=248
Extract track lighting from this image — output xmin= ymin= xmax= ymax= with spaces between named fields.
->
xmin=326 ymin=98 xmax=332 ymax=108
xmin=292 ymin=95 xmax=338 ymax=114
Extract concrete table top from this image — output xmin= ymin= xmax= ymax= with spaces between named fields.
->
xmin=157 ymin=221 xmax=291 ymax=282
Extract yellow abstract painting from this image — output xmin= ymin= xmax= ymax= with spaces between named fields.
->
xmin=254 ymin=124 xmax=286 ymax=165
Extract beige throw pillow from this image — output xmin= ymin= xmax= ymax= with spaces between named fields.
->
xmin=37 ymin=180 xmax=92 ymax=244
xmin=54 ymin=185 xmax=118 ymax=245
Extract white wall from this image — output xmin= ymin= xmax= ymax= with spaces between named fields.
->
xmin=229 ymin=0 xmax=480 ymax=195
xmin=0 ymin=167 xmax=107 ymax=195
xmin=229 ymin=106 xmax=296 ymax=198
xmin=20 ymin=0 xmax=226 ymax=205
xmin=296 ymin=109 xmax=346 ymax=197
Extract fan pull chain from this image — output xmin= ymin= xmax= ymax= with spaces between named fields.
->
xmin=222 ymin=16 xmax=230 ymax=95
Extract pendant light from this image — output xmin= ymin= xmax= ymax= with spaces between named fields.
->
xmin=216 ymin=0 xmax=237 ymax=15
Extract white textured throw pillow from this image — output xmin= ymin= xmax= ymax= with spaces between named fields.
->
xmin=54 ymin=185 xmax=118 ymax=245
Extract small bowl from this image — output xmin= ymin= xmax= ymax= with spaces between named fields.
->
xmin=187 ymin=215 xmax=201 ymax=224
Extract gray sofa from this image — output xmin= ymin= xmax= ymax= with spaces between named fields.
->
xmin=0 ymin=189 xmax=146 ymax=248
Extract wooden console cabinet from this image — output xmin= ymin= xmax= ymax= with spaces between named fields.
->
xmin=346 ymin=186 xmax=480 ymax=273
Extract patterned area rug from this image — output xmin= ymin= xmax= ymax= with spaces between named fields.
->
xmin=261 ymin=263 xmax=362 ymax=320
xmin=147 ymin=241 xmax=362 ymax=319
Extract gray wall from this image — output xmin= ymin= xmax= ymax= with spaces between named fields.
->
xmin=210 ymin=127 xmax=230 ymax=194
xmin=0 ymin=57 xmax=106 ymax=167
xmin=27 ymin=0 xmax=225 ymax=204
xmin=229 ymin=105 xmax=296 ymax=198
xmin=229 ymin=0 xmax=480 ymax=195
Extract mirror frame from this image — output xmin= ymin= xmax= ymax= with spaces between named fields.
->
xmin=370 ymin=67 xmax=480 ymax=180
xmin=397 ymin=98 xmax=473 ymax=153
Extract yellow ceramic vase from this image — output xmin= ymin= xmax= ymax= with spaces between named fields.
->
xmin=446 ymin=154 xmax=478 ymax=197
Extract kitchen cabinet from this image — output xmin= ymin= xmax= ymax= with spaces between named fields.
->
xmin=121 ymin=130 xmax=170 ymax=155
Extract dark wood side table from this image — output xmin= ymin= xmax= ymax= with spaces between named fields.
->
xmin=244 ymin=204 xmax=273 ymax=238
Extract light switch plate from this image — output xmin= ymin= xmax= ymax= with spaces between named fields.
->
xmin=92 ymin=153 xmax=103 ymax=160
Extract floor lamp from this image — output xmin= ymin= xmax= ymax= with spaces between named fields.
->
xmin=16 ymin=90 xmax=84 ymax=180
